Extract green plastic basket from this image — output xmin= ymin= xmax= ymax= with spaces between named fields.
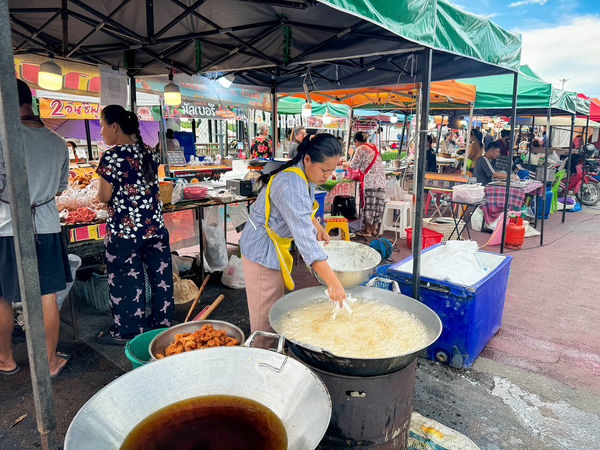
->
xmin=125 ymin=328 xmax=167 ymax=369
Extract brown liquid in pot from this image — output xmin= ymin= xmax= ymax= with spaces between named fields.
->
xmin=120 ymin=395 xmax=287 ymax=450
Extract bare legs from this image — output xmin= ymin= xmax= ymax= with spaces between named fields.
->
xmin=0 ymin=295 xmax=67 ymax=376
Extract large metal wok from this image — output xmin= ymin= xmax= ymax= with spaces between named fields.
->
xmin=65 ymin=333 xmax=331 ymax=450
xmin=269 ymin=286 xmax=442 ymax=376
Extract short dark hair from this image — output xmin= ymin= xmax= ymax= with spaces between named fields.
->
xmin=17 ymin=79 xmax=32 ymax=106
xmin=166 ymin=128 xmax=174 ymax=139
xmin=532 ymin=140 xmax=541 ymax=148
xmin=66 ymin=141 xmax=77 ymax=149
xmin=500 ymin=129 xmax=510 ymax=138
xmin=486 ymin=141 xmax=500 ymax=152
xmin=353 ymin=131 xmax=367 ymax=143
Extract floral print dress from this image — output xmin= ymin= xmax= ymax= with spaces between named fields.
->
xmin=250 ymin=135 xmax=273 ymax=159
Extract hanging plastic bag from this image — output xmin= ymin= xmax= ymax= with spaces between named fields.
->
xmin=199 ymin=206 xmax=228 ymax=272
xmin=227 ymin=204 xmax=249 ymax=232
xmin=171 ymin=180 xmax=186 ymax=204
xmin=56 ymin=254 xmax=82 ymax=310
xmin=470 ymin=206 xmax=484 ymax=232
xmin=221 ymin=254 xmax=245 ymax=289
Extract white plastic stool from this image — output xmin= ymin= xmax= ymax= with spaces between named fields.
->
xmin=379 ymin=200 xmax=412 ymax=238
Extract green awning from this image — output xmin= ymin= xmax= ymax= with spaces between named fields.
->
xmin=277 ymin=97 xmax=349 ymax=117
xmin=455 ymin=65 xmax=576 ymax=115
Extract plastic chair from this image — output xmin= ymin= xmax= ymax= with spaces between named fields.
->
xmin=550 ymin=169 xmax=566 ymax=213
xmin=324 ymin=216 xmax=350 ymax=241
xmin=379 ymin=201 xmax=412 ymax=238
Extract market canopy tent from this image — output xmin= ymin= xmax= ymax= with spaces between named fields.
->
xmin=44 ymin=118 xmax=160 ymax=146
xmin=277 ymin=96 xmax=349 ymax=116
xmin=590 ymin=98 xmax=600 ymax=122
xmin=10 ymin=0 xmax=520 ymax=91
xmin=455 ymin=65 xmax=577 ymax=116
xmin=279 ymin=79 xmax=476 ymax=111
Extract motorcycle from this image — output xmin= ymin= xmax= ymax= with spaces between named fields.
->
xmin=558 ymin=144 xmax=600 ymax=206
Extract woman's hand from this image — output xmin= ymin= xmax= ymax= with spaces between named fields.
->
xmin=327 ymin=278 xmax=346 ymax=306
xmin=313 ymin=218 xmax=330 ymax=245
xmin=311 ymin=260 xmax=346 ymax=306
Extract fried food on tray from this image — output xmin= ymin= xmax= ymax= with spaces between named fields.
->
xmin=155 ymin=324 xmax=238 ymax=359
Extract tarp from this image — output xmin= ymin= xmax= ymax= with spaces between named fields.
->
xmin=44 ymin=119 xmax=160 ymax=147
xmin=10 ymin=0 xmax=521 ymax=92
xmin=277 ymin=97 xmax=349 ymax=117
xmin=455 ymin=65 xmax=576 ymax=115
xmin=516 ymin=116 xmax=600 ymax=128
xmin=280 ymin=80 xmax=476 ymax=111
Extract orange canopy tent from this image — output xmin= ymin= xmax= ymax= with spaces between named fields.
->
xmin=280 ymin=80 xmax=476 ymax=111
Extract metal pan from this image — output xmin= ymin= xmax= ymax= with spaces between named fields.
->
xmin=269 ymin=286 xmax=442 ymax=376
xmin=65 ymin=332 xmax=331 ymax=450
xmin=148 ymin=320 xmax=245 ymax=361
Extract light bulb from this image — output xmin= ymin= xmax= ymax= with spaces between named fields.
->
xmin=323 ymin=112 xmax=332 ymax=125
xmin=164 ymin=81 xmax=181 ymax=106
xmin=301 ymin=102 xmax=312 ymax=117
xmin=218 ymin=75 xmax=233 ymax=88
xmin=38 ymin=59 xmax=62 ymax=91
xmin=389 ymin=114 xmax=398 ymax=123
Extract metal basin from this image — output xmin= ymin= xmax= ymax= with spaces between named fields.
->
xmin=269 ymin=286 xmax=442 ymax=376
xmin=65 ymin=334 xmax=332 ymax=450
xmin=310 ymin=241 xmax=381 ymax=288
xmin=148 ymin=320 xmax=245 ymax=361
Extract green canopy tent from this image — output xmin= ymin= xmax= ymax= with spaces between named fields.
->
xmin=277 ymin=97 xmax=349 ymax=117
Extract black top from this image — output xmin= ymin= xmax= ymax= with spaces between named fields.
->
xmin=426 ymin=148 xmax=437 ymax=172
xmin=473 ymin=156 xmax=496 ymax=185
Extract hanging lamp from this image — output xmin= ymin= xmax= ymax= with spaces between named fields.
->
xmin=302 ymin=102 xmax=312 ymax=117
xmin=38 ymin=58 xmax=62 ymax=91
xmin=164 ymin=70 xmax=181 ymax=106
xmin=322 ymin=104 xmax=332 ymax=124
xmin=389 ymin=114 xmax=398 ymax=124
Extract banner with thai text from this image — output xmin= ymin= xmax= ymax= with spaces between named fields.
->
xmin=39 ymin=98 xmax=100 ymax=119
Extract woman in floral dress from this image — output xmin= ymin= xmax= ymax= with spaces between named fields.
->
xmin=250 ymin=123 xmax=273 ymax=158
xmin=95 ymin=105 xmax=173 ymax=345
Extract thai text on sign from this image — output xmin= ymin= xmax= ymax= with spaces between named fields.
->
xmin=39 ymin=98 xmax=100 ymax=119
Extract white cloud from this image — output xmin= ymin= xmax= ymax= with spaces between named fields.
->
xmin=508 ymin=0 xmax=548 ymax=7
xmin=483 ymin=12 xmax=501 ymax=19
xmin=516 ymin=15 xmax=600 ymax=98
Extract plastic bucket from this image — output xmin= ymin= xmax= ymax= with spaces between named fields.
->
xmin=125 ymin=328 xmax=168 ymax=369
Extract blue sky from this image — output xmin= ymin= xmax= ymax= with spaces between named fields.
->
xmin=448 ymin=0 xmax=600 ymax=98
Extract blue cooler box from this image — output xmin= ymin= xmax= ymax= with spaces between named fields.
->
xmin=386 ymin=244 xmax=512 ymax=369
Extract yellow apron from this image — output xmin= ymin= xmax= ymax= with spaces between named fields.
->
xmin=264 ymin=166 xmax=318 ymax=290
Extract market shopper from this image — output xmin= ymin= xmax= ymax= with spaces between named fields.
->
xmin=426 ymin=135 xmax=437 ymax=172
xmin=467 ymin=129 xmax=484 ymax=169
xmin=496 ymin=129 xmax=510 ymax=156
xmin=96 ymin=105 xmax=173 ymax=345
xmin=345 ymin=131 xmax=386 ymax=236
xmin=250 ymin=123 xmax=273 ymax=159
xmin=165 ymin=128 xmax=180 ymax=151
xmin=0 ymin=79 xmax=71 ymax=377
xmin=483 ymin=128 xmax=494 ymax=149
xmin=288 ymin=126 xmax=307 ymax=159
xmin=240 ymin=134 xmax=346 ymax=334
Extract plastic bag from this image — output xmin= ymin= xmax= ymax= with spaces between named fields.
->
xmin=470 ymin=206 xmax=484 ymax=232
xmin=56 ymin=254 xmax=82 ymax=310
xmin=227 ymin=204 xmax=249 ymax=231
xmin=171 ymin=180 xmax=186 ymax=204
xmin=200 ymin=206 xmax=228 ymax=272
xmin=221 ymin=255 xmax=245 ymax=289
xmin=173 ymin=273 xmax=198 ymax=304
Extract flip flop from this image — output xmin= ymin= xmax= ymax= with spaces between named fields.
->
xmin=0 ymin=365 xmax=21 ymax=376
xmin=96 ymin=329 xmax=128 ymax=346
xmin=51 ymin=352 xmax=71 ymax=379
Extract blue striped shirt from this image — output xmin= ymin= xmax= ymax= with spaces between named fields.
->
xmin=240 ymin=161 xmax=327 ymax=270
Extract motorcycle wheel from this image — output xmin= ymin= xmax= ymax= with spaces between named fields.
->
xmin=576 ymin=180 xmax=600 ymax=206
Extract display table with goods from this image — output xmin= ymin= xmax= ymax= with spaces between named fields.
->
xmin=168 ymin=164 xmax=232 ymax=182
xmin=482 ymin=180 xmax=543 ymax=225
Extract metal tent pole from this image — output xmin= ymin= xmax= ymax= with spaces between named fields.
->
xmin=399 ymin=114 xmax=408 ymax=154
xmin=540 ymin=107 xmax=551 ymax=246
xmin=463 ymin=103 xmax=474 ymax=173
xmin=436 ymin=115 xmax=445 ymax=152
xmin=346 ymin=108 xmax=353 ymax=160
xmin=271 ymin=84 xmax=278 ymax=156
xmin=500 ymin=72 xmax=519 ymax=253
xmin=129 ymin=75 xmax=137 ymax=112
xmin=562 ymin=114 xmax=575 ymax=222
xmin=582 ymin=115 xmax=590 ymax=199
xmin=411 ymin=48 xmax=432 ymax=300
xmin=84 ymin=119 xmax=93 ymax=160
xmin=0 ymin=2 xmax=57 ymax=448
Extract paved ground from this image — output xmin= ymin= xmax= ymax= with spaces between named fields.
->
xmin=1 ymin=206 xmax=599 ymax=449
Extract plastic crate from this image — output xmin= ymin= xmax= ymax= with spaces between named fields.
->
xmin=405 ymin=227 xmax=444 ymax=250
xmin=387 ymin=243 xmax=512 ymax=369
